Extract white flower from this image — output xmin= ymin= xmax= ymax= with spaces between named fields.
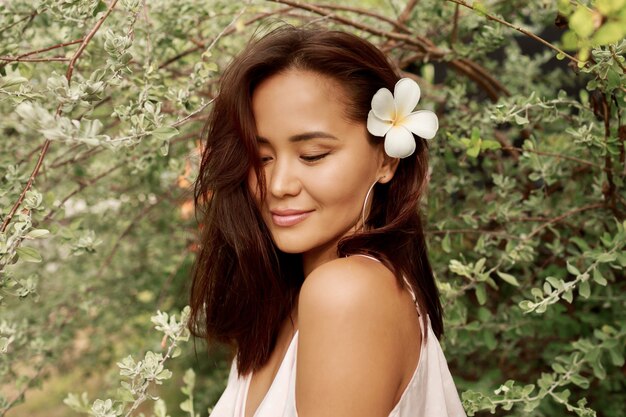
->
xmin=366 ymin=77 xmax=439 ymax=158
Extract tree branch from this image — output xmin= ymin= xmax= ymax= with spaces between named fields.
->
xmin=446 ymin=0 xmax=581 ymax=64
xmin=1 ymin=0 xmax=120 ymax=234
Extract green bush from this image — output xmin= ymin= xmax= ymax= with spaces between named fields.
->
xmin=1 ymin=1 xmax=624 ymax=416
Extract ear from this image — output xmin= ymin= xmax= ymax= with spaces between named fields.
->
xmin=377 ymin=153 xmax=400 ymax=184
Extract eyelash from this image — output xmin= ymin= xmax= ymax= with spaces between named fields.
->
xmin=261 ymin=153 xmax=329 ymax=164
xmin=301 ymin=153 xmax=329 ymax=162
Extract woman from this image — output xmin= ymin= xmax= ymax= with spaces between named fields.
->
xmin=189 ymin=23 xmax=466 ymax=417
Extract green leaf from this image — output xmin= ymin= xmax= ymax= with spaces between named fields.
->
xmin=25 ymin=229 xmax=50 ymax=239
xmin=441 ymin=233 xmax=451 ymax=253
xmin=522 ymin=398 xmax=541 ymax=412
xmin=563 ymin=288 xmax=574 ymax=303
xmin=596 ymin=253 xmax=617 ymax=263
xmin=0 ymin=75 xmax=28 ymax=89
xmin=16 ymin=246 xmax=42 ymax=263
xmin=152 ymin=126 xmax=179 ymax=141
xmin=481 ymin=139 xmax=501 ymax=150
xmin=514 ymin=114 xmax=529 ymax=125
xmin=570 ymin=237 xmax=591 ymax=252
xmin=482 ymin=329 xmax=497 ymax=350
xmin=183 ymin=368 xmax=196 ymax=387
xmin=557 ymin=0 xmax=572 ymax=14
xmin=570 ymin=373 xmax=590 ymax=389
xmin=578 ymin=280 xmax=591 ymax=298
xmin=159 ymin=141 xmax=169 ymax=156
xmin=591 ymin=359 xmax=606 ymax=379
xmin=473 ymin=0 xmax=488 ymax=16
xmin=93 ymin=1 xmax=108 ymax=16
xmin=518 ymin=300 xmax=534 ymax=311
xmin=566 ymin=261 xmax=581 ymax=276
xmin=596 ymin=0 xmax=626 ymax=14
xmin=570 ymin=6 xmax=595 ymax=38
xmin=606 ymin=68 xmax=621 ymax=91
xmin=608 ymin=347 xmax=625 ymax=367
xmin=496 ymin=271 xmax=519 ymax=286
xmin=546 ymin=276 xmax=564 ymax=291
xmin=154 ymin=399 xmax=168 ymax=417
xmin=467 ymin=145 xmax=480 ymax=158
xmin=552 ymin=389 xmax=571 ymax=404
xmin=531 ymin=287 xmax=543 ymax=298
xmin=591 ymin=22 xmax=625 ymax=45
xmin=116 ymin=386 xmax=135 ymax=403
xmin=593 ymin=268 xmax=608 ymax=286
xmin=180 ymin=398 xmax=193 ymax=413
xmin=474 ymin=257 xmax=486 ymax=273
xmin=562 ymin=30 xmax=579 ymax=50
xmin=475 ymin=284 xmax=487 ymax=305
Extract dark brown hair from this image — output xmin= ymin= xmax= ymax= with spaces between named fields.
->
xmin=188 ymin=23 xmax=443 ymax=376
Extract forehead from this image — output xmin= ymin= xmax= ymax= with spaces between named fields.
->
xmin=251 ymin=70 xmax=351 ymax=143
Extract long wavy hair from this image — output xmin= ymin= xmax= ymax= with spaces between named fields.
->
xmin=188 ymin=23 xmax=443 ymax=376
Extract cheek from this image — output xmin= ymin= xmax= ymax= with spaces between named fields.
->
xmin=308 ymin=156 xmax=368 ymax=208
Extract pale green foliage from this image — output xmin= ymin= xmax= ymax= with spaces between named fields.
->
xmin=0 ymin=0 xmax=624 ymax=416
xmin=64 ymin=307 xmax=191 ymax=417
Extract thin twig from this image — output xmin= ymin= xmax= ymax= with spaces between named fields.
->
xmin=0 ymin=364 xmax=45 ymax=416
xmin=66 ymin=0 xmax=120 ymax=84
xmin=526 ymin=203 xmax=605 ymax=239
xmin=94 ymin=188 xmax=175 ymax=280
xmin=267 ymin=0 xmax=508 ymax=100
xmin=451 ymin=3 xmax=460 ymax=45
xmin=609 ymin=45 xmax=626 ymax=74
xmin=0 ymin=7 xmax=44 ymax=35
xmin=41 ymin=163 xmax=125 ymax=223
xmin=0 ymin=56 xmax=71 ymax=62
xmin=499 ymin=146 xmax=608 ymax=172
xmin=398 ymin=0 xmax=419 ymax=25
xmin=318 ymin=3 xmax=411 ymax=33
xmin=1 ymin=0 xmax=120 ymax=234
xmin=159 ymin=4 xmax=286 ymax=70
xmin=268 ymin=0 xmax=435 ymax=53
xmin=0 ymin=38 xmax=83 ymax=69
xmin=446 ymin=0 xmax=581 ymax=64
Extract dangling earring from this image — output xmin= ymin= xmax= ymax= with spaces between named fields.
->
xmin=360 ymin=176 xmax=385 ymax=231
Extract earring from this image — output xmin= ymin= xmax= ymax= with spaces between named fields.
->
xmin=360 ymin=176 xmax=385 ymax=230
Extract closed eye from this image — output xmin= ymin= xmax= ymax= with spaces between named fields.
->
xmin=301 ymin=153 xmax=329 ymax=162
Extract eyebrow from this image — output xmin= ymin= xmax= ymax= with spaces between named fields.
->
xmin=256 ymin=131 xmax=339 ymax=144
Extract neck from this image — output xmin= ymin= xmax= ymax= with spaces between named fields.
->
xmin=302 ymin=216 xmax=365 ymax=277
xmin=302 ymin=238 xmax=338 ymax=277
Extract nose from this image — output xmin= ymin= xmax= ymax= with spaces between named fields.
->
xmin=267 ymin=155 xmax=301 ymax=198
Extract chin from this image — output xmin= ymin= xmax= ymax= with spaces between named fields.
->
xmin=271 ymin=233 xmax=316 ymax=254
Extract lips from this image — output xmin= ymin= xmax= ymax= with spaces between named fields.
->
xmin=270 ymin=209 xmax=314 ymax=227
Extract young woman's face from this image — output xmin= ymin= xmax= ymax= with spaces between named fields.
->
xmin=248 ymin=69 xmax=393 ymax=263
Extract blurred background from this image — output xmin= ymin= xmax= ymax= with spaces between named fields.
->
xmin=1 ymin=0 xmax=624 ymax=416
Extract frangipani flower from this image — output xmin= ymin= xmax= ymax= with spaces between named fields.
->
xmin=366 ymin=77 xmax=439 ymax=158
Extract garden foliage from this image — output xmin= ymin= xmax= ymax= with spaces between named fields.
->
xmin=0 ymin=0 xmax=624 ymax=416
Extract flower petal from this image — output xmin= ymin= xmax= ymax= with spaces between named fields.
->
xmin=393 ymin=78 xmax=421 ymax=119
xmin=384 ymin=125 xmax=416 ymax=158
xmin=370 ymin=87 xmax=395 ymax=121
xmin=400 ymin=110 xmax=438 ymax=139
xmin=367 ymin=110 xmax=393 ymax=137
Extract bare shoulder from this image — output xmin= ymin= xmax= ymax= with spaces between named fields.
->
xmin=299 ymin=255 xmax=402 ymax=307
xmin=295 ymin=256 xmax=407 ymax=417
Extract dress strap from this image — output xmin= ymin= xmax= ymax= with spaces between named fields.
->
xmin=350 ymin=254 xmax=380 ymax=263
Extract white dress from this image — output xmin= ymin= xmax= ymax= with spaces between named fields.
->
xmin=209 ymin=254 xmax=467 ymax=417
